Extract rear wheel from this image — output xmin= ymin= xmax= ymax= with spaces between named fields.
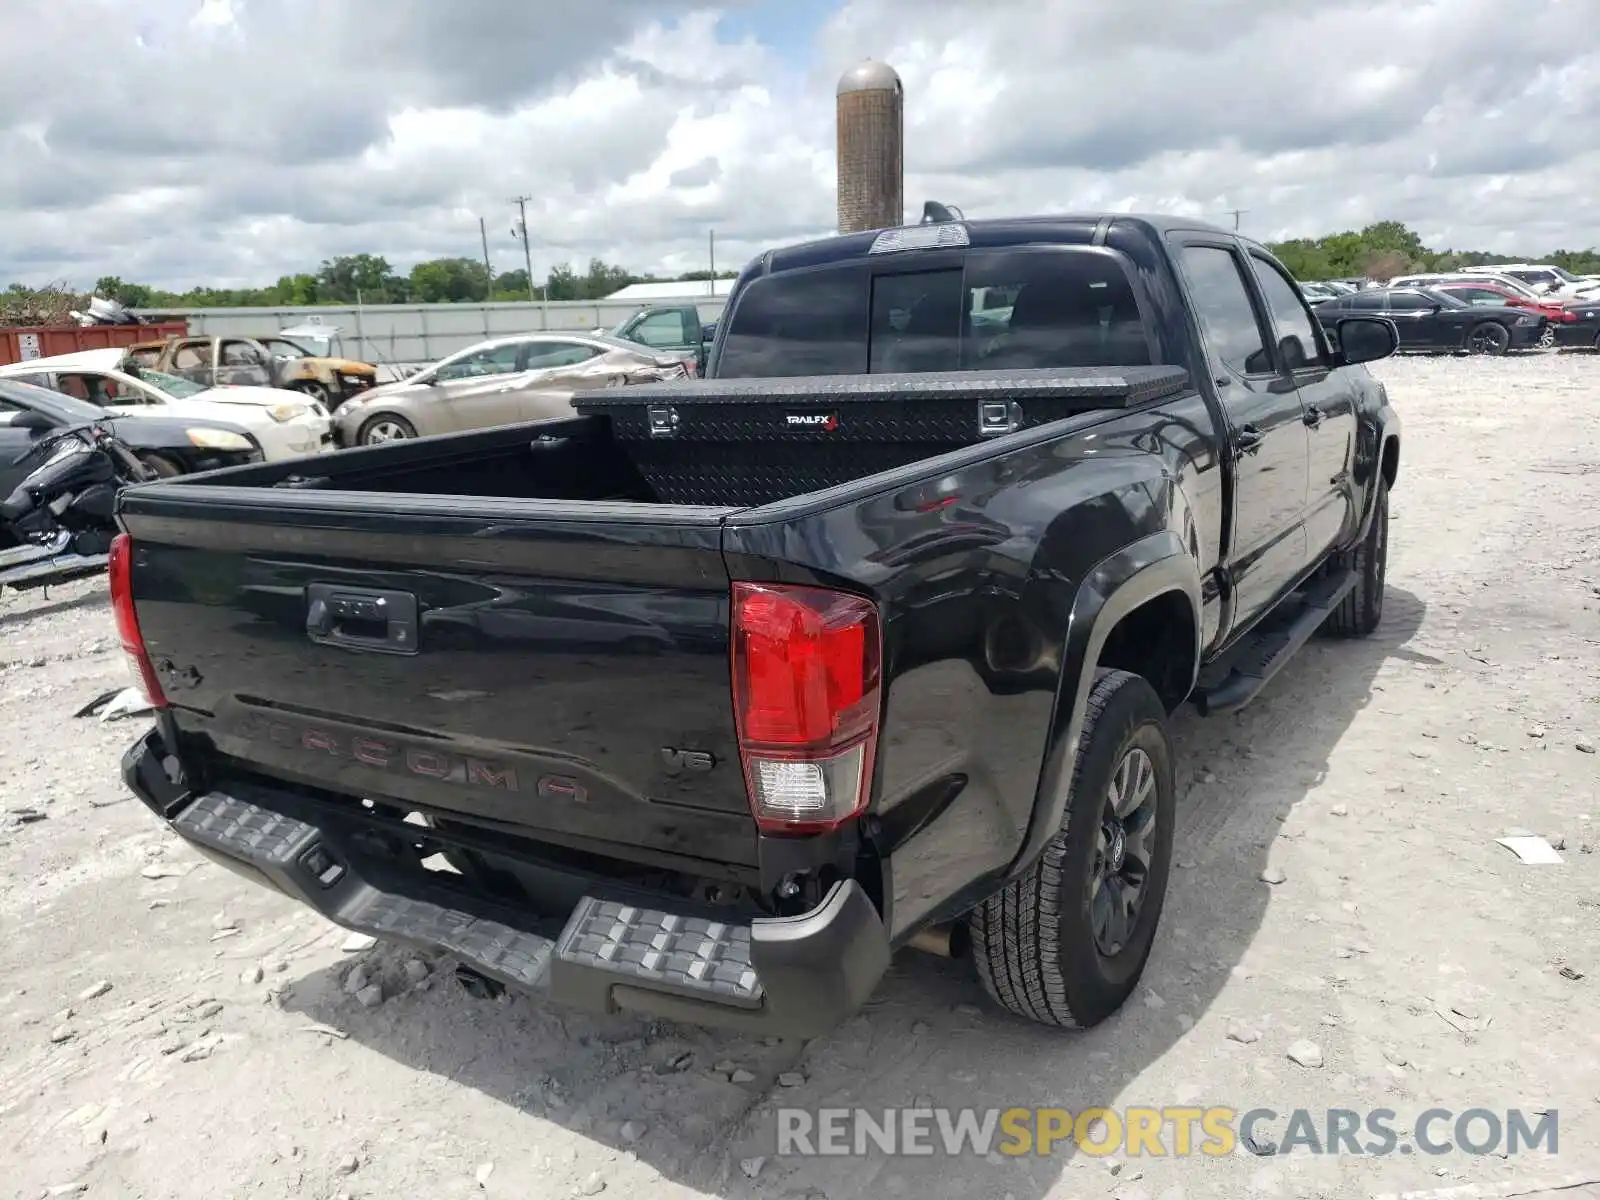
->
xmin=359 ymin=414 xmax=417 ymax=445
xmin=1466 ymin=322 xmax=1510 ymax=355
xmin=969 ymin=668 xmax=1175 ymax=1029
xmin=1321 ymin=477 xmax=1388 ymax=637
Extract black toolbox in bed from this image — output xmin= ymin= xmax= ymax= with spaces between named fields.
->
xmin=571 ymin=366 xmax=1190 ymax=506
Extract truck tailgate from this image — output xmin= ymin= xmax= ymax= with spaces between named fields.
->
xmin=119 ymin=488 xmax=758 ymax=870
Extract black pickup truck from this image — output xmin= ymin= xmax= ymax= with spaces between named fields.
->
xmin=113 ymin=214 xmax=1400 ymax=1037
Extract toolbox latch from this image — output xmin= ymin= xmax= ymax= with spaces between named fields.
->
xmin=978 ymin=401 xmax=1022 ymax=437
xmin=648 ymin=406 xmax=680 ymax=438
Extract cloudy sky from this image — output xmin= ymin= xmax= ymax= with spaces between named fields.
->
xmin=2 ymin=0 xmax=1597 ymax=290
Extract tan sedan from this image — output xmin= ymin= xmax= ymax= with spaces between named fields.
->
xmin=332 ymin=332 xmax=688 ymax=446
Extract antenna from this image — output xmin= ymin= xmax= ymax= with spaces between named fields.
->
xmin=921 ymin=200 xmax=963 ymax=224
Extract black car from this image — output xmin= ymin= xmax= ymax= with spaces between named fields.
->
xmin=1553 ymin=297 xmax=1600 ymax=350
xmin=1313 ymin=286 xmax=1546 ymax=355
xmin=0 ymin=378 xmax=263 ymax=497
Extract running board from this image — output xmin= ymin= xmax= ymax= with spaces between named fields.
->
xmin=1192 ymin=568 xmax=1357 ymax=716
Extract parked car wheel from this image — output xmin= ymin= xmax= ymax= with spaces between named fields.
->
xmin=289 ymin=380 xmax=330 ymax=407
xmin=359 ymin=414 xmax=418 ymax=445
xmin=968 ymin=668 xmax=1174 ymax=1029
xmin=136 ymin=452 xmax=185 ymax=478
xmin=1465 ymin=322 xmax=1511 ymax=355
xmin=1321 ymin=477 xmax=1388 ymax=638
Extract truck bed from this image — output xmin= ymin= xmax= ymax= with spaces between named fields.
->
xmin=115 ymin=365 xmax=1193 ymax=1011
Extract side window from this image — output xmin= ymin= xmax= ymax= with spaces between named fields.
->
xmin=1178 ymin=245 xmax=1271 ymax=378
xmin=1350 ymin=291 xmax=1385 ymax=310
xmin=53 ymin=373 xmax=93 ymax=402
xmin=221 ymin=340 xmax=264 ymax=367
xmin=173 ymin=345 xmax=207 ymax=370
xmin=525 ymin=342 xmax=601 ymax=369
xmin=1250 ymin=257 xmax=1322 ymax=370
xmin=1388 ymin=292 xmax=1432 ymax=312
xmin=435 ymin=343 xmax=524 ymax=381
xmin=629 ymin=311 xmax=692 ymax=348
xmin=124 ymin=348 xmax=159 ymax=370
xmin=63 ymin=373 xmax=122 ymax=406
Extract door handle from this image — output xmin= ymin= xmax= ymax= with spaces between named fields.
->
xmin=1235 ymin=424 xmax=1265 ymax=455
xmin=1303 ymin=405 xmax=1324 ymax=428
xmin=306 ymin=584 xmax=419 ymax=655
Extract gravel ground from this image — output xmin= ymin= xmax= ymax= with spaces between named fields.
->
xmin=2 ymin=352 xmax=1597 ymax=1200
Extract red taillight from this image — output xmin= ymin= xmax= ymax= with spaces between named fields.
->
xmin=108 ymin=534 xmax=167 ymax=709
xmin=731 ymin=582 xmax=881 ymax=835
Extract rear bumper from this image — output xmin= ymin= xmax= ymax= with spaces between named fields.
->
xmin=122 ymin=729 xmax=890 ymax=1038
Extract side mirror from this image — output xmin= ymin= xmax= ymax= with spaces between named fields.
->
xmin=1335 ymin=317 xmax=1398 ymax=365
xmin=10 ymin=409 xmax=56 ymax=433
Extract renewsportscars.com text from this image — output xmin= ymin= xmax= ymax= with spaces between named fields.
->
xmin=776 ymin=1106 xmax=1559 ymax=1158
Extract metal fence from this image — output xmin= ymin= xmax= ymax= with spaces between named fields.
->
xmin=136 ymin=297 xmax=730 ymax=370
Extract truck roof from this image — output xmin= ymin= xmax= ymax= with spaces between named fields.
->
xmin=752 ymin=213 xmax=1258 ymax=278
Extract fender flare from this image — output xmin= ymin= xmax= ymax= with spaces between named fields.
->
xmin=1005 ymin=529 xmax=1202 ymax=876
xmin=1354 ymin=418 xmax=1401 ymax=544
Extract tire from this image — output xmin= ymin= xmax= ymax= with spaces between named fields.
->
xmin=137 ymin=452 xmax=185 ymax=478
xmin=968 ymin=668 xmax=1175 ymax=1029
xmin=358 ymin=414 xmax=417 ymax=445
xmin=1465 ymin=322 xmax=1510 ymax=356
xmin=290 ymin=380 xmax=330 ymax=407
xmin=1321 ymin=477 xmax=1388 ymax=638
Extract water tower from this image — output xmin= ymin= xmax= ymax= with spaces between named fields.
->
xmin=836 ymin=59 xmax=904 ymax=234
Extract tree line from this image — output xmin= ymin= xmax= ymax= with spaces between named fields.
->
xmin=1265 ymin=220 xmax=1600 ymax=282
xmin=77 ymin=254 xmax=735 ymax=311
xmin=6 ymin=222 xmax=1599 ymax=316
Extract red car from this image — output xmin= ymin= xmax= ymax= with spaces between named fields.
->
xmin=1430 ymin=282 xmax=1577 ymax=336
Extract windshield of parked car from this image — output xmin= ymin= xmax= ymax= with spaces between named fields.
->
xmin=717 ymin=246 xmax=1151 ymax=377
xmin=135 ymin=368 xmax=209 ymax=399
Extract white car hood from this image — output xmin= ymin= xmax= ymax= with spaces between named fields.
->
xmin=188 ymin=385 xmax=314 ymax=407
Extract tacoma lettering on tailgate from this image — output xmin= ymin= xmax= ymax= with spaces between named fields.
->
xmin=235 ymin=714 xmax=587 ymax=801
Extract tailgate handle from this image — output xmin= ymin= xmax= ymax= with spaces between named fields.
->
xmin=305 ymin=584 xmax=419 ymax=655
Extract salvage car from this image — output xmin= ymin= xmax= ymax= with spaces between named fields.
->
xmin=609 ymin=304 xmax=711 ymax=375
xmin=113 ymin=213 xmax=1400 ymax=1036
xmin=0 ymin=378 xmax=260 ymax=499
xmin=0 ymin=348 xmax=333 ymax=462
xmin=122 ymin=335 xmax=377 ymax=410
xmin=1313 ymin=286 xmax=1545 ymax=355
xmin=332 ymin=331 xmax=690 ymax=446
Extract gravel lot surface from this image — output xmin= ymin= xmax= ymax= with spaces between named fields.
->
xmin=2 ymin=353 xmax=1597 ymax=1200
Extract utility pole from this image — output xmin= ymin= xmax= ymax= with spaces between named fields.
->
xmin=510 ymin=195 xmax=537 ymax=307
xmin=1226 ymin=208 xmax=1248 ymax=231
xmin=478 ymin=217 xmax=494 ymax=302
xmin=708 ymin=230 xmax=716 ymax=296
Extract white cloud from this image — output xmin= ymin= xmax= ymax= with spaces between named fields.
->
xmin=0 ymin=0 xmax=1596 ymax=291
